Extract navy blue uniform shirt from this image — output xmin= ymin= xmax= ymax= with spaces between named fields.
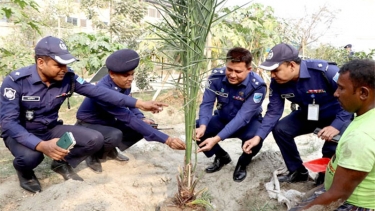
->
xmin=0 ymin=65 xmax=139 ymax=150
xmin=76 ymin=75 xmax=168 ymax=143
xmin=256 ymin=60 xmax=353 ymax=140
xmin=198 ymin=67 xmax=267 ymax=140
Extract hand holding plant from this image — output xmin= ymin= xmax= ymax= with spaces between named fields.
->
xmin=166 ymin=137 xmax=186 ymax=150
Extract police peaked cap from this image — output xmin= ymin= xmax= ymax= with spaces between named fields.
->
xmin=35 ymin=36 xmax=78 ymax=65
xmin=259 ymin=43 xmax=299 ymax=71
xmin=105 ymin=49 xmax=140 ymax=73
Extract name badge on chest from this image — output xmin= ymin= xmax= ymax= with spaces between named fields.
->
xmin=307 ymin=94 xmax=319 ymax=121
xmin=22 ymin=96 xmax=40 ymax=101
xmin=281 ymin=93 xmax=295 ymax=98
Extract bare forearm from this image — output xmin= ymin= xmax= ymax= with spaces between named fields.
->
xmin=302 ymin=191 xmax=348 ymax=210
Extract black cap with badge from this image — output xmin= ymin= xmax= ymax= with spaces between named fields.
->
xmin=35 ymin=36 xmax=78 ymax=65
xmin=105 ymin=49 xmax=140 ymax=73
xmin=259 ymin=43 xmax=299 ymax=71
xmin=344 ymin=44 xmax=352 ymax=49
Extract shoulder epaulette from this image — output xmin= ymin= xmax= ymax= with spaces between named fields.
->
xmin=8 ymin=66 xmax=32 ymax=81
xmin=305 ymin=59 xmax=329 ymax=72
xmin=249 ymin=72 xmax=266 ymax=89
xmin=210 ymin=67 xmax=226 ymax=76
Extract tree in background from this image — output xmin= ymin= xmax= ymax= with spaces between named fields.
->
xmin=207 ymin=3 xmax=280 ymax=83
xmin=80 ymin=0 xmax=147 ymax=48
xmin=215 ymin=3 xmax=280 ymax=67
xmin=278 ymin=5 xmax=337 ymax=57
xmin=0 ymin=0 xmax=81 ymax=76
xmin=0 ymin=0 xmax=40 ymax=32
xmin=306 ymin=44 xmax=375 ymax=66
xmin=64 ymin=32 xmax=125 ymax=76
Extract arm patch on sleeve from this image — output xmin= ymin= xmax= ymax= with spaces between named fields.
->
xmin=253 ymin=93 xmax=263 ymax=103
xmin=76 ymin=76 xmax=86 ymax=84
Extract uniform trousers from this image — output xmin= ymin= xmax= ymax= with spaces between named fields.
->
xmin=3 ymin=124 xmax=104 ymax=172
xmin=196 ymin=113 xmax=263 ymax=166
xmin=272 ymin=109 xmax=350 ymax=172
xmin=76 ymin=121 xmax=143 ymax=153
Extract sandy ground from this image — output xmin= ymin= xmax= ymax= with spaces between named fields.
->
xmin=0 ymin=97 xmax=326 ymax=211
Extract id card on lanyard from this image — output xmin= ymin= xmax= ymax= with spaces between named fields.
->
xmin=307 ymin=92 xmax=320 ymax=121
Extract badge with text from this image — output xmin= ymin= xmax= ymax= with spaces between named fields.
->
xmin=281 ymin=93 xmax=295 ymax=98
xmin=308 ymin=104 xmax=319 ymax=121
xmin=22 ymin=96 xmax=40 ymax=101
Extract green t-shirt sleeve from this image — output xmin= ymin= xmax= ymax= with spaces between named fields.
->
xmin=338 ymin=131 xmax=375 ymax=172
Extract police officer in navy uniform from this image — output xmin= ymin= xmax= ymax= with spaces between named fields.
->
xmin=76 ymin=49 xmax=186 ymax=173
xmin=344 ymin=44 xmax=354 ymax=57
xmin=0 ymin=36 xmax=167 ymax=193
xmin=243 ymin=43 xmax=353 ymax=183
xmin=196 ymin=47 xmax=266 ymax=182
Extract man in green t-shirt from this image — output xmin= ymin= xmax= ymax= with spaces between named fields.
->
xmin=297 ymin=59 xmax=375 ymax=210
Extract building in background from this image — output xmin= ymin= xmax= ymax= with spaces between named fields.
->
xmin=0 ymin=0 xmax=164 ymax=45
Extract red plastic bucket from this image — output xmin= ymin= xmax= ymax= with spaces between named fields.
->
xmin=303 ymin=158 xmax=331 ymax=172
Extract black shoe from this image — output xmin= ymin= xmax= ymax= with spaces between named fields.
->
xmin=51 ymin=160 xmax=83 ymax=181
xmin=205 ymin=153 xmax=231 ymax=173
xmin=107 ymin=148 xmax=129 ymax=161
xmin=16 ymin=170 xmax=41 ymax=193
xmin=277 ymin=168 xmax=309 ymax=183
xmin=86 ymin=155 xmax=102 ymax=173
xmin=314 ymin=172 xmax=325 ymax=186
xmin=233 ymin=163 xmax=247 ymax=182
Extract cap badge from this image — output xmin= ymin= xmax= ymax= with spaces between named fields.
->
xmin=266 ymin=51 xmax=273 ymax=60
xmin=59 ymin=41 xmax=67 ymax=50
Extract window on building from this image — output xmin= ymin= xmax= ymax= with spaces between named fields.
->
xmin=80 ymin=19 xmax=87 ymax=27
xmin=147 ymin=8 xmax=161 ymax=18
xmin=157 ymin=10 xmax=161 ymax=18
xmin=67 ymin=17 xmax=78 ymax=26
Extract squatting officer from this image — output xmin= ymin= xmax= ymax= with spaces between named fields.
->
xmin=243 ymin=43 xmax=353 ymax=184
xmin=0 ymin=36 xmax=166 ymax=193
xmin=76 ymin=49 xmax=186 ymax=173
xmin=196 ymin=47 xmax=266 ymax=182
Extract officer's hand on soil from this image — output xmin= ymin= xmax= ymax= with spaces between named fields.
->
xmin=165 ymin=137 xmax=186 ymax=150
xmin=243 ymin=136 xmax=261 ymax=154
xmin=197 ymin=136 xmax=220 ymax=152
xmin=136 ymin=100 xmax=168 ymax=113
xmin=195 ymin=125 xmax=206 ymax=141
xmin=317 ymin=126 xmax=339 ymax=141
xmin=35 ymin=138 xmax=69 ymax=160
